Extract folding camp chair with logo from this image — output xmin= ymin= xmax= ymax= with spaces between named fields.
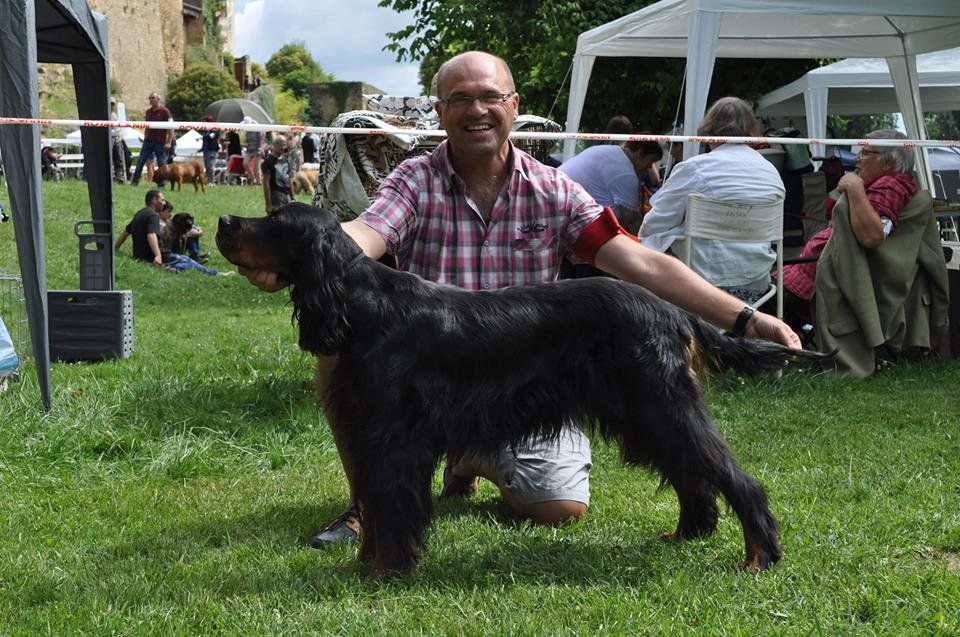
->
xmin=671 ymin=193 xmax=785 ymax=318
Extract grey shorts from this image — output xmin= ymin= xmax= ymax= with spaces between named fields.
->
xmin=492 ymin=426 xmax=592 ymax=506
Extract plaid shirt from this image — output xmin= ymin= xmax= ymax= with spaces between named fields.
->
xmin=782 ymin=172 xmax=919 ymax=300
xmin=360 ymin=141 xmax=604 ymax=290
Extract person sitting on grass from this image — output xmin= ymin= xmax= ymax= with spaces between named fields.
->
xmin=161 ymin=202 xmax=209 ymax=264
xmin=115 ymin=190 xmax=228 ymax=276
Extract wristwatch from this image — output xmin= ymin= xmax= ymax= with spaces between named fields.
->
xmin=730 ymin=305 xmax=756 ymax=338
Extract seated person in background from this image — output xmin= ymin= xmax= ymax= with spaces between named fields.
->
xmin=560 ymin=139 xmax=663 ymax=235
xmin=157 ymin=203 xmax=224 ymax=276
xmin=780 ymin=130 xmax=919 ymax=332
xmin=115 ymin=189 xmax=167 ymax=267
xmin=639 ymin=97 xmax=785 ymax=304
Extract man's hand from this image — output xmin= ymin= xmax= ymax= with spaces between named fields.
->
xmin=745 ymin=311 xmax=802 ymax=350
xmin=238 ymin=266 xmax=289 ymax=292
xmin=837 ymin=172 xmax=864 ymax=195
xmin=152 ymin=255 xmax=163 ymax=267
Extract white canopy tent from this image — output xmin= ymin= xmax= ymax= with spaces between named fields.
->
xmin=174 ymin=129 xmax=202 ymax=156
xmin=66 ymin=126 xmax=142 ymax=149
xmin=757 ymin=48 xmax=960 ymax=160
xmin=563 ymin=0 xmax=960 ymax=189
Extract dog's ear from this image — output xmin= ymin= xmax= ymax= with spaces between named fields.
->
xmin=290 ymin=221 xmax=353 ymax=356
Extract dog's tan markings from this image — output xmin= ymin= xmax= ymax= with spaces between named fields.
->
xmin=314 ymin=354 xmax=339 ymax=404
xmin=687 ymin=333 xmax=706 ymax=381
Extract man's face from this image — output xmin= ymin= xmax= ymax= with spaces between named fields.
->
xmin=151 ymin=193 xmax=167 ymax=212
xmin=148 ymin=93 xmax=161 ymax=107
xmin=434 ymin=54 xmax=518 ymax=159
xmin=854 ymin=143 xmax=895 ymax=182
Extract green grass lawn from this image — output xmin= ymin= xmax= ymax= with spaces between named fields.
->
xmin=1 ymin=179 xmax=959 ymax=635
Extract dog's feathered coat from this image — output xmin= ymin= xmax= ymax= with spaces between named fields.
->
xmin=217 ymin=202 xmax=827 ymax=576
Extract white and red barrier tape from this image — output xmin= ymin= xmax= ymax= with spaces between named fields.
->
xmin=2 ymin=116 xmax=959 ymax=149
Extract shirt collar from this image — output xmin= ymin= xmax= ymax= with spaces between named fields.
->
xmin=430 ymin=140 xmax=529 ymax=191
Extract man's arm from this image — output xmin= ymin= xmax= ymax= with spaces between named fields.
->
xmin=115 ymin=229 xmax=129 ymax=250
xmin=147 ymin=232 xmax=163 ymax=266
xmin=594 ymin=234 xmax=801 ymax=348
xmin=837 ymin=173 xmax=885 ymax=249
xmin=262 ymin=176 xmax=273 ymax=213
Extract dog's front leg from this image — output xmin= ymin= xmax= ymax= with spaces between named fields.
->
xmin=356 ymin=442 xmax=438 ymax=576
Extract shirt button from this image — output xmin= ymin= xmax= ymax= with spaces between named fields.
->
xmin=482 ymin=282 xmax=490 ymax=290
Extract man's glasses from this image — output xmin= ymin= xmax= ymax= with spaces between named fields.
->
xmin=436 ymin=91 xmax=515 ymax=110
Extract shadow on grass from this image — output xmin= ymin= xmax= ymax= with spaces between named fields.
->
xmin=49 ymin=492 xmax=723 ymax=607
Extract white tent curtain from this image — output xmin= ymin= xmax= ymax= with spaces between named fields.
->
xmin=563 ymin=0 xmax=960 ymax=190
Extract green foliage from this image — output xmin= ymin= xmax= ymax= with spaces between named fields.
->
xmin=274 ymin=88 xmax=308 ymax=125
xmin=248 ymin=84 xmax=276 ymax=122
xmin=926 ymin=112 xmax=960 ymax=140
xmin=1 ymin=180 xmax=960 ymax=634
xmin=185 ymin=43 xmax=223 ymax=68
xmin=264 ymin=42 xmax=332 ymax=99
xmin=379 ymin=0 xmax=817 ymax=131
xmin=166 ymin=63 xmax=242 ymax=120
xmin=203 ymin=0 xmax=228 ymax=56
xmin=828 ymin=113 xmax=898 ymax=139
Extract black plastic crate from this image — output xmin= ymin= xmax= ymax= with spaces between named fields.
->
xmin=48 ymin=290 xmax=134 ymax=362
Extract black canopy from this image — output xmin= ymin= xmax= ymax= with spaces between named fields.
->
xmin=0 ymin=0 xmax=113 ymax=408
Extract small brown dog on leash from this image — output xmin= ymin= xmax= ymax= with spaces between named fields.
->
xmin=153 ymin=160 xmax=207 ymax=193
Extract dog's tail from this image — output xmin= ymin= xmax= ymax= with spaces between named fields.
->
xmin=684 ymin=314 xmax=834 ymax=376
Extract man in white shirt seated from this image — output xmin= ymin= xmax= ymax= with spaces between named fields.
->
xmin=639 ymin=97 xmax=785 ymax=303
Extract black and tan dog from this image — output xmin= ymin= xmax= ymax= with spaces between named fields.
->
xmin=217 ymin=202 xmax=829 ymax=577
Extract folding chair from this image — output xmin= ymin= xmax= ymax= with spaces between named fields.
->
xmin=672 ymin=193 xmax=785 ymax=318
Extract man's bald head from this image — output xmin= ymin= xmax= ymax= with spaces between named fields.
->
xmin=433 ymin=51 xmax=515 ymax=98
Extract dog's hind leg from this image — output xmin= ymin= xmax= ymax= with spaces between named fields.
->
xmin=673 ymin=401 xmax=782 ymax=571
xmin=618 ymin=395 xmax=780 ymax=570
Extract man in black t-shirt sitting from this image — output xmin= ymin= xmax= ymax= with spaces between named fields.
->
xmin=114 ymin=189 xmax=166 ymax=266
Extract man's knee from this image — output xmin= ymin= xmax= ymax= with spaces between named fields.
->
xmin=510 ymin=499 xmax=588 ymax=525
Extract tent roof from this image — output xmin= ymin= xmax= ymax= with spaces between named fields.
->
xmin=757 ymin=47 xmax=960 ymax=116
xmin=576 ymin=0 xmax=960 ymax=60
xmin=36 ymin=0 xmax=107 ymax=63
xmin=564 ymin=0 xmax=960 ymax=170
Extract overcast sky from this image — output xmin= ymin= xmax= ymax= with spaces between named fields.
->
xmin=232 ymin=0 xmax=423 ymax=96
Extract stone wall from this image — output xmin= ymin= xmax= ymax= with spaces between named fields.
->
xmin=87 ymin=0 xmax=169 ymax=114
xmin=308 ymin=82 xmax=386 ymax=126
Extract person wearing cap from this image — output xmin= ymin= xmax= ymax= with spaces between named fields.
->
xmin=130 ymin=92 xmax=173 ymax=187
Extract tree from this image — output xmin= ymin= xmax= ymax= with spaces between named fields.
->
xmin=926 ymin=112 xmax=960 ymax=141
xmin=166 ymin=63 xmax=242 ymax=120
xmin=379 ymin=0 xmax=818 ymax=132
xmin=264 ymin=42 xmax=332 ymax=99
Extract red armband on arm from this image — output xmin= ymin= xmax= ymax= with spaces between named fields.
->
xmin=571 ymin=207 xmax=638 ymax=265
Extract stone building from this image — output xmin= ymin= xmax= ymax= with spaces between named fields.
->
xmin=82 ymin=0 xmax=234 ymax=114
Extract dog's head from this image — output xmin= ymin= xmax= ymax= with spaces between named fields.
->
xmin=170 ymin=212 xmax=194 ymax=236
xmin=216 ymin=202 xmax=363 ymax=355
xmin=151 ymin=165 xmax=171 ymax=183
